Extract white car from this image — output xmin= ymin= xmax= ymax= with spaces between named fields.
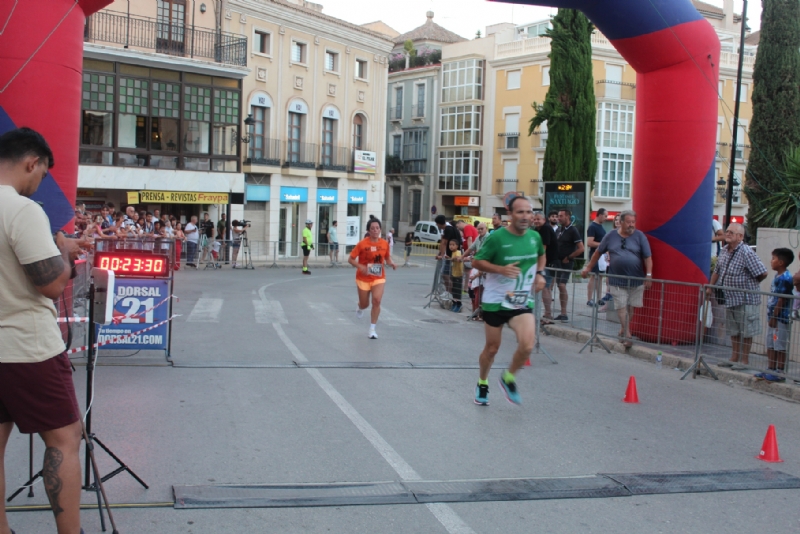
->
xmin=413 ymin=221 xmax=442 ymax=243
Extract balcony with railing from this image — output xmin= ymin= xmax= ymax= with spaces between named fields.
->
xmin=245 ymin=138 xmax=282 ymax=167
xmin=719 ymin=51 xmax=755 ymax=71
xmin=319 ymin=145 xmax=351 ymax=172
xmin=85 ymin=9 xmax=248 ymax=67
xmin=495 ymin=178 xmax=519 ymax=195
xmin=497 ymin=132 xmax=520 ymax=152
xmin=412 ymin=102 xmax=425 ymax=119
xmin=595 ymin=80 xmax=636 ymax=100
xmin=495 ymin=32 xmax=616 ymax=59
xmin=389 ymin=106 xmax=403 ymax=122
xmin=716 ymin=142 xmax=751 ymax=161
xmin=285 ymin=142 xmax=318 ymax=169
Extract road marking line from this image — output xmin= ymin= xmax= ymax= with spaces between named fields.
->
xmin=253 ymin=299 xmax=287 ymax=324
xmin=272 ymin=323 xmax=475 ymax=534
xmin=187 ymin=298 xmax=223 ymax=323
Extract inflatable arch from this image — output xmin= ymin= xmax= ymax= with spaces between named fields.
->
xmin=0 ymin=0 xmax=112 ymax=233
xmin=498 ymin=0 xmax=721 ymax=343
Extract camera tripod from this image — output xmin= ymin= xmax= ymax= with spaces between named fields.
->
xmin=238 ymin=230 xmax=254 ymax=269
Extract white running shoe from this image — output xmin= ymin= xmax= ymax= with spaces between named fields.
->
xmin=356 ymin=306 xmax=364 ymax=319
xmin=368 ymin=328 xmax=378 ymax=339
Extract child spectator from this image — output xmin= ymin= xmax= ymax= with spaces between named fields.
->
xmin=766 ymin=248 xmax=794 ymax=373
xmin=449 ymin=239 xmax=464 ymax=313
xmin=469 ymin=267 xmax=483 ymax=321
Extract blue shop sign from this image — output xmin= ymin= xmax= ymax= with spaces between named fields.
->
xmin=347 ymin=189 xmax=366 ymax=204
xmin=317 ymin=189 xmax=338 ymax=204
xmin=246 ymin=185 xmax=270 ymax=202
xmin=280 ymin=186 xmax=308 ymax=202
xmin=96 ymin=279 xmax=170 ymax=351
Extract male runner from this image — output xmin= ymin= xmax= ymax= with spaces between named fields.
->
xmin=472 ymin=196 xmax=546 ymax=405
xmin=348 ymin=218 xmax=397 ymax=339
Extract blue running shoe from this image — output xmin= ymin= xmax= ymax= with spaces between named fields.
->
xmin=474 ymin=383 xmax=489 ymax=405
xmin=499 ymin=376 xmax=521 ymax=405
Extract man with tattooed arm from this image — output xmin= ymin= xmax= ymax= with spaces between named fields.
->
xmin=0 ymin=128 xmax=91 ymax=534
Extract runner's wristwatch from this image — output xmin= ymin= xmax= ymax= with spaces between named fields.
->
xmin=537 ymin=270 xmax=547 ymax=276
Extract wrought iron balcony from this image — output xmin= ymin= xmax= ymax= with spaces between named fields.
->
xmin=85 ymin=10 xmax=248 ymax=67
xmin=389 ymin=106 xmax=403 ymax=121
xmin=319 ymin=145 xmax=351 ymax=172
xmin=497 ymin=132 xmax=520 ymax=150
xmin=246 ymin=138 xmax=282 ymax=167
xmin=285 ymin=141 xmax=317 ymax=169
xmin=495 ymin=178 xmax=519 ymax=195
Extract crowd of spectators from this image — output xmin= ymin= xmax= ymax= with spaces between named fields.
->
xmin=70 ymin=202 xmax=240 ymax=269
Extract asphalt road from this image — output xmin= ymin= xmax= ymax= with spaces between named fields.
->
xmin=5 ymin=265 xmax=800 ymax=533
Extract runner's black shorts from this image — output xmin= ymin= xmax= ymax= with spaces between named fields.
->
xmin=482 ymin=308 xmax=532 ymax=328
xmin=302 ymin=246 xmax=311 ymax=257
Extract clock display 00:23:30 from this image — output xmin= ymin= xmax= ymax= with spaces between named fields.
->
xmin=94 ymin=253 xmax=169 ymax=276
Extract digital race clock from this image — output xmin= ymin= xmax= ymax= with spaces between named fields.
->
xmin=93 ymin=252 xmax=170 ymax=278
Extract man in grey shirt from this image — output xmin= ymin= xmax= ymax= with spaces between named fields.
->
xmin=327 ymin=220 xmax=339 ymax=264
xmin=581 ymin=210 xmax=653 ymax=348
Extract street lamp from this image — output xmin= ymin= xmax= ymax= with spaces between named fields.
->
xmin=725 ymin=0 xmax=748 ymax=227
xmin=235 ymin=114 xmax=256 ymax=144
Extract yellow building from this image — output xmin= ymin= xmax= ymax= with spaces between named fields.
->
xmin=486 ymin=0 xmax=754 ymax=224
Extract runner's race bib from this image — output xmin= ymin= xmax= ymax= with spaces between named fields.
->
xmin=367 ymin=263 xmax=383 ymax=277
xmin=502 ymin=290 xmax=530 ymax=310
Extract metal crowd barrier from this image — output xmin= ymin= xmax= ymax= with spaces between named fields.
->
xmin=548 ymin=269 xmax=800 ymax=381
xmin=57 ymin=258 xmax=91 ymax=357
xmin=697 ymin=285 xmax=799 ymax=379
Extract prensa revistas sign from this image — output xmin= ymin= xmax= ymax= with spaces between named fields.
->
xmin=136 ymin=191 xmax=230 ymax=204
xmin=353 ymin=150 xmax=376 ymax=174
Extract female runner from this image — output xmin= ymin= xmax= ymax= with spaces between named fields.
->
xmin=348 ymin=219 xmax=397 ymax=339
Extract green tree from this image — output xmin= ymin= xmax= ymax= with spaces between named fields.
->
xmin=744 ymin=0 xmax=800 ymax=232
xmin=528 ymin=9 xmax=596 ymax=184
xmin=748 ymin=146 xmax=800 ymax=230
xmin=403 ymin=40 xmax=416 ymax=60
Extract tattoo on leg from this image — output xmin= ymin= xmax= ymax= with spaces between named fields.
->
xmin=43 ymin=446 xmax=65 ymax=517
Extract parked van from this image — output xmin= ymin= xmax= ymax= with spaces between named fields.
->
xmin=413 ymin=221 xmax=442 ymax=243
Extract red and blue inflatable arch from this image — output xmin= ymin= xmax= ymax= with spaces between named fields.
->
xmin=0 ymin=0 xmax=112 ymax=234
xmin=496 ymin=0 xmax=720 ymax=343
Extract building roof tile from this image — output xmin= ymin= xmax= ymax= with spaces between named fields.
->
xmin=394 ymin=12 xmax=466 ymax=45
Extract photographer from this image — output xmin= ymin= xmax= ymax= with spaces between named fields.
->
xmin=0 ymin=128 xmax=92 ymax=534
xmin=230 ymin=219 xmax=248 ymax=268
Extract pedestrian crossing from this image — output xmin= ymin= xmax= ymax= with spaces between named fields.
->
xmin=184 ymin=297 xmax=460 ymax=328
xmin=187 ymin=298 xmax=223 ymax=322
xmin=253 ymin=298 xmax=288 ymax=324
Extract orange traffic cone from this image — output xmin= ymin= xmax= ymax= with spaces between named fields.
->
xmin=756 ymin=425 xmax=783 ymax=463
xmin=525 ymin=358 xmax=531 ymax=366
xmin=623 ymin=376 xmax=639 ymax=403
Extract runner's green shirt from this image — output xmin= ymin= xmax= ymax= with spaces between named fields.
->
xmin=474 ymin=227 xmax=545 ymax=312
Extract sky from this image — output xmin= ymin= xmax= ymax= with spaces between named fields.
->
xmin=318 ymin=0 xmax=762 ymax=40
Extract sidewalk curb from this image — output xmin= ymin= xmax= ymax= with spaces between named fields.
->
xmin=542 ymin=325 xmax=800 ymax=402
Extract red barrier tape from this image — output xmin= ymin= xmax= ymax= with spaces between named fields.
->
xmin=65 ymin=314 xmax=179 ymax=355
